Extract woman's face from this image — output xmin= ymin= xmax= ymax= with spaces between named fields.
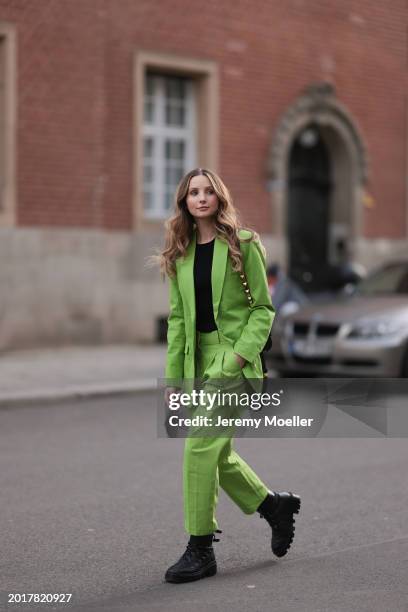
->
xmin=185 ymin=175 xmax=219 ymax=221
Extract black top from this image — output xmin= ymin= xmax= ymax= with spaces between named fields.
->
xmin=194 ymin=239 xmax=217 ymax=332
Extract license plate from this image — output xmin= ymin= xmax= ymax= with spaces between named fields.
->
xmin=292 ymin=339 xmax=331 ymax=357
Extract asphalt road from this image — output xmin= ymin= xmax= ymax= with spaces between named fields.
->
xmin=1 ymin=393 xmax=407 ymax=612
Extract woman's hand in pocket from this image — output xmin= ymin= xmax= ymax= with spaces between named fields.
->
xmin=234 ymin=353 xmax=246 ymax=368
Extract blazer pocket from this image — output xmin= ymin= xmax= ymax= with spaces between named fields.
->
xmin=222 ymin=349 xmax=243 ymax=376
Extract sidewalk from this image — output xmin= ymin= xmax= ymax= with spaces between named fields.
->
xmin=0 ymin=344 xmax=167 ymax=407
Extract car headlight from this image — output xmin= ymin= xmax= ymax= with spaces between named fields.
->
xmin=348 ymin=320 xmax=405 ymax=339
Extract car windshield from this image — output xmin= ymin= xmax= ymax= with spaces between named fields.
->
xmin=356 ymin=263 xmax=408 ymax=296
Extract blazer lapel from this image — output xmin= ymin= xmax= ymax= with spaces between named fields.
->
xmin=212 ymin=237 xmax=228 ymax=322
xmin=177 ymin=231 xmax=196 ymax=327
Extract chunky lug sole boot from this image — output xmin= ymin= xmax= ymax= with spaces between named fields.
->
xmin=165 ymin=531 xmax=221 ymax=584
xmin=165 ymin=543 xmax=217 ymax=583
xmin=259 ymin=491 xmax=301 ymax=558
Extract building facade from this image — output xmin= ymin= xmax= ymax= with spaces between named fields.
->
xmin=0 ymin=0 xmax=407 ymax=348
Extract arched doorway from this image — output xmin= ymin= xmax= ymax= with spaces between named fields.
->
xmin=287 ymin=123 xmax=332 ymax=291
xmin=267 ymin=83 xmax=368 ymax=289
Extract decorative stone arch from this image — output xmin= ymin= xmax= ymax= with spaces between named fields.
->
xmin=267 ymin=82 xmax=368 ymax=270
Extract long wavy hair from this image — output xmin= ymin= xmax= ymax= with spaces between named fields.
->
xmin=156 ymin=168 xmax=258 ymax=278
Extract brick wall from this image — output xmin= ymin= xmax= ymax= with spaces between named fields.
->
xmin=0 ymin=0 xmax=406 ymax=235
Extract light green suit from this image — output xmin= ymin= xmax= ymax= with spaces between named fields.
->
xmin=165 ymin=229 xmax=275 ymax=384
xmin=165 ymin=229 xmax=276 ymax=536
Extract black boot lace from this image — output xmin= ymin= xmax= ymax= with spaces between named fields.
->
xmin=183 ymin=529 xmax=223 ymax=560
xmin=212 ymin=529 xmax=222 ymax=542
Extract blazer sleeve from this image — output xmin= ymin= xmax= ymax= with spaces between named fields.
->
xmin=233 ymin=238 xmax=275 ymax=364
xmin=165 ymin=270 xmax=186 ymax=380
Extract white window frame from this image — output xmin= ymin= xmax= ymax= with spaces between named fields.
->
xmin=133 ymin=52 xmax=219 ymax=230
xmin=142 ymin=73 xmax=196 ymax=220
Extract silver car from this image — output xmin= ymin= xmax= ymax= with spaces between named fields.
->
xmin=268 ymin=260 xmax=408 ymax=377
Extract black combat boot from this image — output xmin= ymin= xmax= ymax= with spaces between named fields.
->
xmin=164 ymin=530 xmax=221 ymax=583
xmin=258 ymin=491 xmax=301 ymax=557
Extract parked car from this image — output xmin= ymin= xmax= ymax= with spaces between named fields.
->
xmin=267 ymin=260 xmax=408 ymax=377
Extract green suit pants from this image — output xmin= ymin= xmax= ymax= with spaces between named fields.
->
xmin=183 ymin=330 xmax=269 ymax=535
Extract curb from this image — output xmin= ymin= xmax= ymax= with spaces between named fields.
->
xmin=0 ymin=379 xmax=159 ymax=409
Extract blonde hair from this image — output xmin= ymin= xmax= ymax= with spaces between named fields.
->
xmin=153 ymin=167 xmax=258 ymax=278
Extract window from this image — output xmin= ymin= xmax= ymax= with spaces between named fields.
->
xmin=134 ymin=52 xmax=218 ymax=229
xmin=142 ymin=73 xmax=196 ymax=219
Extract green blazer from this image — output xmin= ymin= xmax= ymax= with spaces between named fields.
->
xmin=165 ymin=229 xmax=275 ymax=383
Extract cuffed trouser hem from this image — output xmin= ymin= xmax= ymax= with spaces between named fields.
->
xmin=238 ymin=486 xmax=269 ymax=514
xmin=186 ymin=526 xmax=218 ymax=536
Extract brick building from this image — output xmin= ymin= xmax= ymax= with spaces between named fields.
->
xmin=0 ymin=0 xmax=407 ymax=349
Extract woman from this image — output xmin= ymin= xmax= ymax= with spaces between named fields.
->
xmin=160 ymin=168 xmax=301 ymax=583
